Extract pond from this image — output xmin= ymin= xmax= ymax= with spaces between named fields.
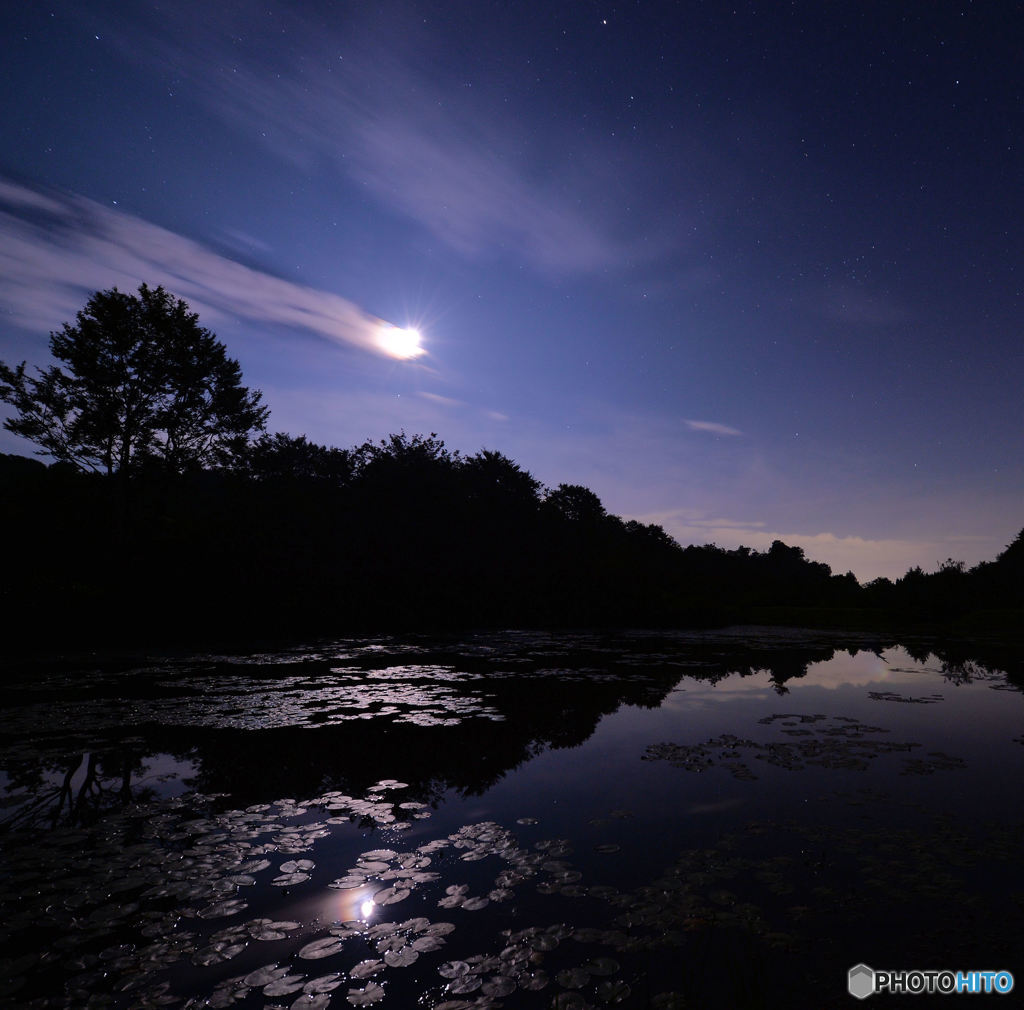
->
xmin=2 ymin=628 xmax=1022 ymax=1009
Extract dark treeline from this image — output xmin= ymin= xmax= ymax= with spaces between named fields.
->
xmin=1 ymin=285 xmax=1020 ymax=646
xmin=2 ymin=439 xmax=1021 ymax=646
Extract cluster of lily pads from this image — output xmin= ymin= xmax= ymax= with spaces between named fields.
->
xmin=868 ymin=690 xmax=943 ymax=704
xmin=0 ymin=667 xmax=507 ymax=737
xmin=2 ymin=774 xmax=698 ymax=1009
xmin=642 ymin=713 xmax=968 ymax=779
xmin=3 ymin=633 xmax=1022 ymax=1008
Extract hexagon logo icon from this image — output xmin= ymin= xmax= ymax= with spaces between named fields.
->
xmin=848 ymin=963 xmax=875 ymax=1000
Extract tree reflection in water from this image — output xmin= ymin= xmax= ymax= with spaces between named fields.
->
xmin=1 ymin=630 xmax=1021 ymax=1010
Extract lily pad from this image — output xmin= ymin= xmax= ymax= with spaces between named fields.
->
xmin=299 ymin=937 xmax=347 ymax=960
xmin=280 ymin=859 xmax=315 ymax=873
xmin=244 ymin=964 xmax=287 ymax=987
xmin=198 ymin=898 xmax=248 ymax=919
xmin=349 ymin=959 xmax=384 ymax=979
xmin=271 ymin=872 xmax=310 ymax=887
xmin=264 ymin=973 xmax=307 ymax=996
xmin=303 ymin=973 xmax=343 ymax=994
xmin=347 ymin=981 xmax=386 ymax=1004
xmin=384 ymin=947 xmax=419 ymax=967
xmin=373 ymin=886 xmax=411 ymax=906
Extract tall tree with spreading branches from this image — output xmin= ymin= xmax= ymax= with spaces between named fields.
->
xmin=0 ymin=284 xmax=268 ymax=475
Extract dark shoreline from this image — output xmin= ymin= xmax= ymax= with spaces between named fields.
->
xmin=4 ymin=448 xmax=1021 ymax=662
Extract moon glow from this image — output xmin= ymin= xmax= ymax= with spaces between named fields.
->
xmin=377 ymin=324 xmax=426 ymax=360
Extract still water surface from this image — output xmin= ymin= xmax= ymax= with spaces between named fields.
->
xmin=2 ymin=629 xmax=1022 ymax=1008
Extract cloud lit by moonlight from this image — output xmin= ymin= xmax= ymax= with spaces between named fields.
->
xmin=0 ymin=179 xmax=432 ymax=365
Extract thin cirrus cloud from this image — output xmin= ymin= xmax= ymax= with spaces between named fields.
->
xmin=417 ymin=391 xmax=466 ymax=409
xmin=0 ymin=178 xmax=404 ymax=358
xmin=417 ymin=391 xmax=515 ymax=427
xmin=112 ymin=1 xmax=644 ymax=276
xmin=685 ymin=419 xmax=743 ymax=436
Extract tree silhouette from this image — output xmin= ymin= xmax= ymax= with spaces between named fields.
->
xmin=0 ymin=284 xmax=268 ymax=475
xmin=462 ymin=449 xmax=542 ymax=508
xmin=996 ymin=529 xmax=1024 ymax=568
xmin=244 ymin=432 xmax=355 ymax=485
xmin=544 ymin=483 xmax=607 ymax=523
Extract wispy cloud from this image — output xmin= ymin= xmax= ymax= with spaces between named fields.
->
xmin=108 ymin=1 xmax=655 ymax=276
xmin=417 ymin=391 xmax=465 ymax=408
xmin=0 ymin=178 xmax=403 ymax=357
xmin=685 ymin=419 xmax=743 ymax=436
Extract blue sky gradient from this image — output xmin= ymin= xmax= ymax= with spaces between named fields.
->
xmin=2 ymin=1 xmax=1021 ymax=579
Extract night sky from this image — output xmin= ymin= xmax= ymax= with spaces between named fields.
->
xmin=2 ymin=1 xmax=1021 ymax=580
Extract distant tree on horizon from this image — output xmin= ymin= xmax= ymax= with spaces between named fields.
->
xmin=0 ymin=284 xmax=268 ymax=476
xmin=544 ymin=483 xmax=607 ymax=524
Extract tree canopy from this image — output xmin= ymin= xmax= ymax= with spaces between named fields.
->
xmin=0 ymin=284 xmax=268 ymax=475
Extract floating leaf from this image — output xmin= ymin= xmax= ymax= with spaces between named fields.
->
xmin=347 ymin=981 xmax=385 ymax=1005
xmin=411 ymin=935 xmax=446 ymax=952
xmin=520 ymin=970 xmax=550 ymax=991
xmin=375 ymin=935 xmax=407 ymax=954
xmin=303 ymin=973 xmax=343 ymax=994
xmin=299 ymin=937 xmax=347 ymax=960
xmin=482 ymin=976 xmax=517 ymax=996
xmin=596 ymin=980 xmax=632 ymax=1003
xmin=198 ymin=898 xmax=248 ymax=919
xmin=330 ymin=875 xmax=369 ymax=889
xmin=384 ymin=947 xmax=419 ymax=967
xmin=651 ymin=995 xmax=687 ymax=1010
xmin=373 ymin=886 xmax=411 ymax=906
xmin=192 ymin=941 xmax=245 ymax=966
xmin=552 ymin=993 xmax=589 ymax=1009
xmin=272 ymin=872 xmax=311 ymax=887
xmin=280 ymin=859 xmax=315 ymax=873
xmin=244 ymin=964 xmax=287 ymax=987
xmin=556 ymin=968 xmax=591 ymax=989
xmin=248 ymin=918 xmax=300 ymax=940
xmin=399 ymin=916 xmax=431 ymax=932
xmin=350 ymin=959 xmax=384 ymax=979
xmin=294 ymin=995 xmax=332 ymax=1010
xmin=447 ymin=976 xmax=482 ymax=994
xmin=264 ymin=974 xmax=306 ymax=996
xmin=425 ymin=922 xmax=457 ymax=936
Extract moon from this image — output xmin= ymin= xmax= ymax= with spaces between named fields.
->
xmin=377 ymin=323 xmax=426 ymax=360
